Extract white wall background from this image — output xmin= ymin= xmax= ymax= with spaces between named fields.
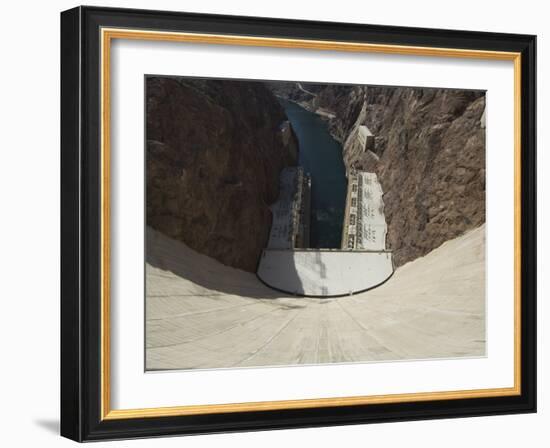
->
xmin=0 ymin=0 xmax=546 ymax=446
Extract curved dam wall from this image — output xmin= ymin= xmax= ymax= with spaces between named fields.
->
xmin=257 ymin=249 xmax=393 ymax=297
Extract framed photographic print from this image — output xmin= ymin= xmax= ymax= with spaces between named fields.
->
xmin=60 ymin=6 xmax=536 ymax=441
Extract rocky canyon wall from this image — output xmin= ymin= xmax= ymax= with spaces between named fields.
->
xmin=146 ymin=77 xmax=298 ymax=272
xmin=271 ymin=82 xmax=485 ymax=266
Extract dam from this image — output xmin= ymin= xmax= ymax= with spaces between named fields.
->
xmin=147 ymin=224 xmax=485 ymax=369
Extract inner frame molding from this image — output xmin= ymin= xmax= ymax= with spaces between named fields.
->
xmin=99 ymin=27 xmax=522 ymax=421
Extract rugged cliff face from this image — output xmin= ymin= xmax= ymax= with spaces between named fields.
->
xmin=147 ymin=77 xmax=298 ymax=272
xmin=271 ymin=82 xmax=485 ymax=266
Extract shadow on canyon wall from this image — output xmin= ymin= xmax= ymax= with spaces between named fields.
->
xmin=146 ymin=76 xmax=299 ymax=274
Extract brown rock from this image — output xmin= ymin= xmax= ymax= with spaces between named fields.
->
xmin=272 ymin=82 xmax=485 ymax=266
xmin=146 ymin=77 xmax=298 ymax=272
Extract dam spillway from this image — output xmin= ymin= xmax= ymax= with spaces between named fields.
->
xmin=257 ymin=168 xmax=393 ymax=297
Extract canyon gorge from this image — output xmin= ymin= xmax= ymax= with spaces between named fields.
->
xmin=271 ymin=82 xmax=486 ymax=266
xmin=147 ymin=77 xmax=485 ymax=272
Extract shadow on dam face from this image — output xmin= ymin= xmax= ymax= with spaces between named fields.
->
xmin=145 ymin=227 xmax=303 ymax=300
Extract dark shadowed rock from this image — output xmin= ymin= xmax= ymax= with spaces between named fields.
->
xmin=146 ymin=77 xmax=298 ymax=272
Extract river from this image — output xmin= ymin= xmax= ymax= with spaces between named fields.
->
xmin=280 ymin=99 xmax=348 ymax=248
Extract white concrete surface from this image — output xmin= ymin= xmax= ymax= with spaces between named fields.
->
xmin=342 ymin=172 xmax=389 ymax=251
xmin=146 ymin=225 xmax=485 ymax=370
xmin=256 ymin=249 xmax=393 ymax=296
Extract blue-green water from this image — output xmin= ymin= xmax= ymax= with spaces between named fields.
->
xmin=280 ymin=99 xmax=348 ymax=248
